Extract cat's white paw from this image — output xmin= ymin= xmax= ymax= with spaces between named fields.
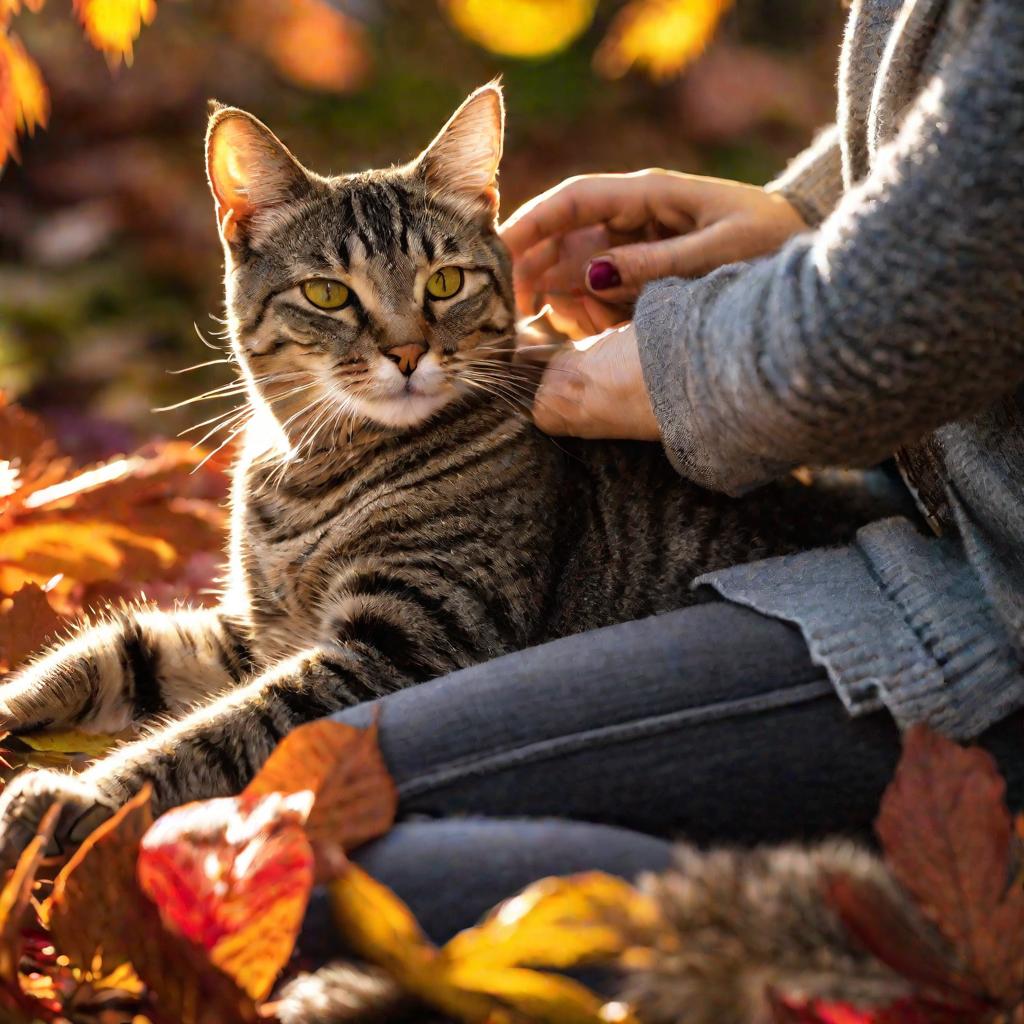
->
xmin=0 ymin=770 xmax=117 ymax=870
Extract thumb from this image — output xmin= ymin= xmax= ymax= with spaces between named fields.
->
xmin=585 ymin=221 xmax=738 ymax=302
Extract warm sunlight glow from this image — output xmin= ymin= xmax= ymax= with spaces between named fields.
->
xmin=595 ymin=0 xmax=733 ymax=80
xmin=443 ymin=0 xmax=598 ymax=59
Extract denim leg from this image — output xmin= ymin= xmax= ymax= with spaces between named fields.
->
xmin=333 ymin=602 xmax=905 ymax=844
xmin=297 ymin=817 xmax=672 ymax=963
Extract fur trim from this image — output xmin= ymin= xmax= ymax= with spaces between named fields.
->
xmin=619 ymin=841 xmax=910 ymax=1024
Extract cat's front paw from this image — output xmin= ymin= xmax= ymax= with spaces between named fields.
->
xmin=0 ymin=770 xmax=117 ymax=870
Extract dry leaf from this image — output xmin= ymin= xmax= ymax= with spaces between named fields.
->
xmin=72 ymin=0 xmax=156 ymax=65
xmin=138 ymin=791 xmax=315 ymax=1001
xmin=48 ymin=786 xmax=258 ymax=1024
xmin=876 ymin=726 xmax=1024 ymax=1001
xmin=444 ymin=872 xmax=661 ymax=971
xmin=0 ymin=803 xmax=60 ymax=980
xmin=244 ymin=718 xmax=397 ymax=878
xmin=331 ymin=865 xmax=647 ymax=1024
xmin=330 ymin=862 xmax=496 ymax=1024
xmin=17 ymin=728 xmax=126 ymax=756
xmin=442 ymin=0 xmax=597 ymax=59
xmin=0 ymin=583 xmax=63 ymax=672
xmin=595 ymin=0 xmax=732 ymax=80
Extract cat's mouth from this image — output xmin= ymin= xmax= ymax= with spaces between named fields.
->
xmin=331 ymin=353 xmax=456 ymax=430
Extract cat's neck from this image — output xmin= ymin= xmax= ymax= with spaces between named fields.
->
xmin=242 ymin=389 xmax=513 ymax=493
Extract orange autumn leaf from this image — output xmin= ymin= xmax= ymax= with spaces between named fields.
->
xmin=0 ymin=582 xmax=63 ymax=672
xmin=138 ymin=791 xmax=315 ymax=1001
xmin=48 ymin=786 xmax=258 ymax=1023
xmin=0 ymin=803 xmax=60 ymax=981
xmin=595 ymin=0 xmax=732 ymax=81
xmin=73 ymin=0 xmax=156 ymax=65
xmin=442 ymin=0 xmax=597 ymax=59
xmin=0 ymin=29 xmax=48 ymax=168
xmin=244 ymin=718 xmax=397 ymax=878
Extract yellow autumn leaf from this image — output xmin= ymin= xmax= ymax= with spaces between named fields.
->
xmin=446 ymin=963 xmax=637 ymax=1024
xmin=330 ymin=864 xmax=495 ymax=1023
xmin=0 ymin=29 xmax=48 ymax=167
xmin=17 ymin=728 xmax=127 ymax=756
xmin=595 ymin=0 xmax=733 ymax=81
xmin=73 ymin=0 xmax=156 ymax=65
xmin=331 ymin=867 xmax=652 ymax=1024
xmin=442 ymin=0 xmax=597 ymax=59
xmin=444 ymin=872 xmax=663 ymax=971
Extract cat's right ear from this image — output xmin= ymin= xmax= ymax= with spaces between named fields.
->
xmin=206 ymin=103 xmax=311 ymax=246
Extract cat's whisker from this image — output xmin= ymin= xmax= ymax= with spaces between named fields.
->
xmin=168 ymin=357 xmax=236 ymax=376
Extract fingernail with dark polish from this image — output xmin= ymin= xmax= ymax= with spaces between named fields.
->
xmin=587 ymin=259 xmax=621 ymax=292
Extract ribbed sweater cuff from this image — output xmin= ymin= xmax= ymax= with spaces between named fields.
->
xmin=765 ymin=125 xmax=845 ymax=227
xmin=635 ymin=274 xmax=792 ymax=496
xmin=695 ymin=518 xmax=1024 ymax=740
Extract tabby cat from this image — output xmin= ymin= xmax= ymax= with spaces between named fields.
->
xmin=0 ymin=85 xmax=864 ymax=864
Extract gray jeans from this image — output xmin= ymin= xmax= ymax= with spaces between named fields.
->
xmin=296 ymin=602 xmax=1024 ymax=958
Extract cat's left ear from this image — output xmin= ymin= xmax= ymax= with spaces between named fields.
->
xmin=417 ymin=83 xmax=504 ymax=221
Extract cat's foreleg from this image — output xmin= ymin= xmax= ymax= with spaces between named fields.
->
xmin=0 ymin=607 xmax=254 ymax=735
xmin=0 ymin=641 xmax=409 ymax=867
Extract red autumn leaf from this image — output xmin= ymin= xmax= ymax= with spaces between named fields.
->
xmin=876 ymin=726 xmax=1024 ymax=1002
xmin=824 ymin=873 xmax=984 ymax=1007
xmin=244 ymin=718 xmax=398 ymax=879
xmin=138 ymin=790 xmax=315 ymax=1001
xmin=771 ymin=994 xmax=880 ymax=1024
xmin=47 ymin=786 xmax=258 ymax=1024
xmin=0 ymin=583 xmax=65 ymax=673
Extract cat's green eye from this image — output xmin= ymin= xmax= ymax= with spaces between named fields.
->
xmin=302 ymin=278 xmax=351 ymax=311
xmin=425 ymin=266 xmax=464 ymax=301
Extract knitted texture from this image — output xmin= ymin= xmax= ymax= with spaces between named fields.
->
xmin=636 ymin=0 xmax=1024 ymax=738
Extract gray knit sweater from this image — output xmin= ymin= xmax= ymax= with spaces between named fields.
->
xmin=635 ymin=0 xmax=1024 ymax=739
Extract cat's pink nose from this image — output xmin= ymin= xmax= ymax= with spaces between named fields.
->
xmin=386 ymin=343 xmax=427 ymax=377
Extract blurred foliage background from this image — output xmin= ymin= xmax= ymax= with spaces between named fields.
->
xmin=0 ymin=0 xmax=842 ymax=457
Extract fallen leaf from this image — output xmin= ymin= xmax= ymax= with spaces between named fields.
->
xmin=595 ymin=0 xmax=732 ymax=80
xmin=0 ymin=582 xmax=64 ymax=672
xmin=444 ymin=872 xmax=662 ymax=971
xmin=244 ymin=718 xmax=397 ymax=878
xmin=0 ymin=802 xmax=60 ymax=980
xmin=138 ymin=791 xmax=315 ymax=1001
xmin=17 ymin=728 xmax=126 ymax=756
xmin=876 ymin=726 xmax=1024 ymax=1001
xmin=331 ymin=865 xmax=647 ymax=1024
xmin=47 ymin=786 xmax=258 ymax=1024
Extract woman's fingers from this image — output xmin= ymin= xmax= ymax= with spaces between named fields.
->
xmin=583 ymin=220 xmax=743 ymax=303
xmin=501 ymin=172 xmax=679 ymax=258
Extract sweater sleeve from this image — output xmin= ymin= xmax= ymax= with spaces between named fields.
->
xmin=765 ymin=124 xmax=844 ymax=227
xmin=635 ymin=0 xmax=1024 ymax=497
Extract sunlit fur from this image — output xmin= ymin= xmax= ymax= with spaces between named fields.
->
xmin=0 ymin=87 xmax=878 ymax=870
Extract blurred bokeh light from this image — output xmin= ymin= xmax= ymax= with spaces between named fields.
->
xmin=0 ymin=0 xmax=842 ymax=456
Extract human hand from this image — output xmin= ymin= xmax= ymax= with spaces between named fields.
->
xmin=521 ymin=322 xmax=660 ymax=441
xmin=501 ymin=170 xmax=806 ymax=336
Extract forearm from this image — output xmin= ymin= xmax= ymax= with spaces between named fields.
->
xmin=637 ymin=1 xmax=1024 ymax=495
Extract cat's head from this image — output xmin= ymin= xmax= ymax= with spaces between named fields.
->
xmin=205 ymin=85 xmax=515 ymax=443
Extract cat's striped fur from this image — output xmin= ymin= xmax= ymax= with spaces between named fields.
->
xmin=0 ymin=86 xmax=868 ymax=863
